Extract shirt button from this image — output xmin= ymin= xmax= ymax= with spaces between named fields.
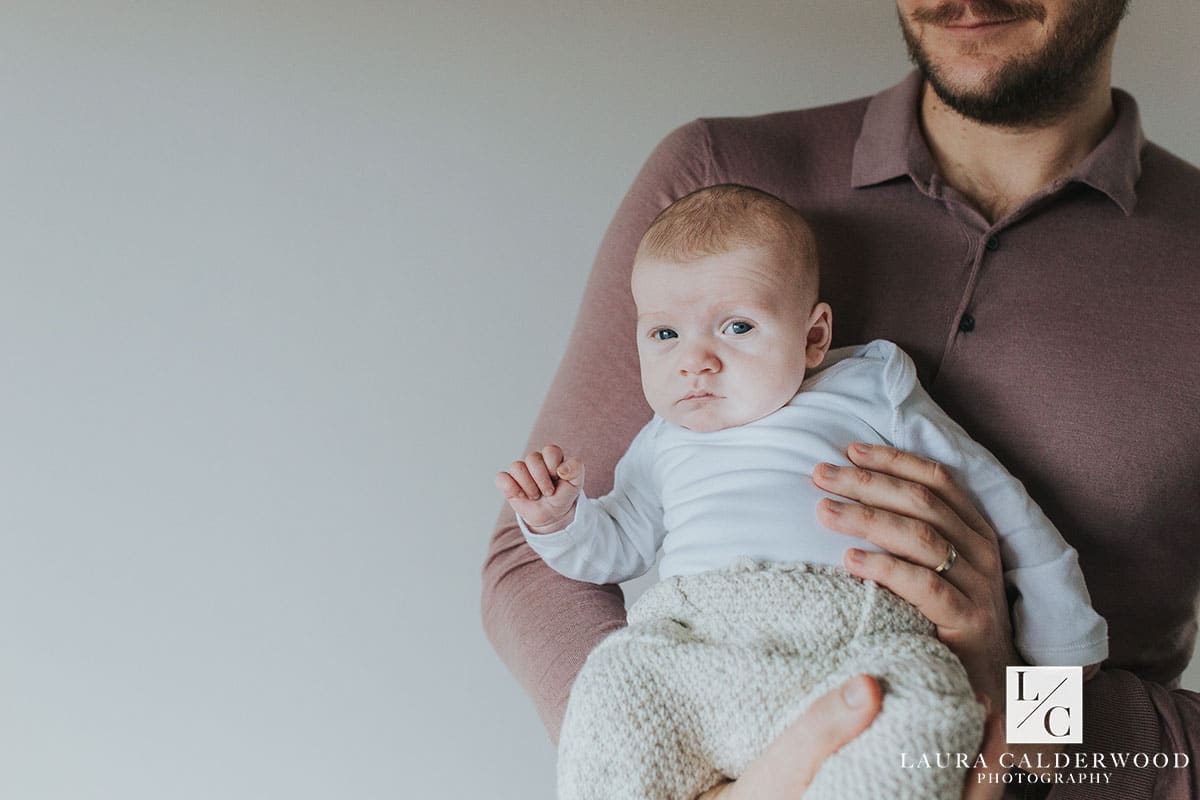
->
xmin=959 ymin=314 xmax=976 ymax=333
xmin=985 ymin=235 xmax=1000 ymax=251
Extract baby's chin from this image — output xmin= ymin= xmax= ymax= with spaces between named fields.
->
xmin=677 ymin=418 xmax=736 ymax=433
xmin=664 ymin=402 xmax=790 ymax=433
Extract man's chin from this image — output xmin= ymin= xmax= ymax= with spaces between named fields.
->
xmin=925 ymin=55 xmax=1001 ymax=95
xmin=903 ymin=0 xmax=1128 ymax=128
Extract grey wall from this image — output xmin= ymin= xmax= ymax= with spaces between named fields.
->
xmin=2 ymin=3 xmax=1197 ymax=798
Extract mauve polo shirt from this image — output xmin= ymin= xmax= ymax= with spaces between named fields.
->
xmin=482 ymin=72 xmax=1200 ymax=799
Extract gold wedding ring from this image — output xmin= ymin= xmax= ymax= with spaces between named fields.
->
xmin=934 ymin=543 xmax=957 ymax=575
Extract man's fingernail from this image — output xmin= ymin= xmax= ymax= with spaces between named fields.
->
xmin=844 ymin=678 xmax=868 ymax=708
xmin=852 ymin=442 xmax=872 ymax=455
xmin=846 ymin=548 xmax=864 ymax=565
xmin=819 ymin=463 xmax=839 ymax=478
xmin=823 ymin=499 xmax=843 ymax=515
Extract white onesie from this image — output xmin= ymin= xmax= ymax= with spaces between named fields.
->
xmin=521 ymin=339 xmax=1108 ymax=666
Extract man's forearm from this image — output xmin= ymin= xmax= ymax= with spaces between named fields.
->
xmin=481 ymin=517 xmax=626 ymax=741
xmin=1044 ymin=668 xmax=1200 ymax=800
xmin=480 ymin=119 xmax=713 ymax=739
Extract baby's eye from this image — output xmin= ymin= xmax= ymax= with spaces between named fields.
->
xmin=724 ymin=321 xmax=754 ymax=335
xmin=652 ymin=328 xmax=678 ymax=341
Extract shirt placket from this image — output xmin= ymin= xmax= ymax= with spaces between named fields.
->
xmin=917 ymin=174 xmax=1073 ymax=386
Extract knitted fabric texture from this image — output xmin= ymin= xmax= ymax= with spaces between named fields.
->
xmin=557 ymin=560 xmax=985 ymax=800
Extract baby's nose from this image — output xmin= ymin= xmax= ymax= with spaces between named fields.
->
xmin=679 ymin=345 xmax=720 ymax=375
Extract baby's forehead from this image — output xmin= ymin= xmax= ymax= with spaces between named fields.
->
xmin=636 ymin=246 xmax=808 ymax=285
xmin=633 ymin=248 xmax=810 ymax=311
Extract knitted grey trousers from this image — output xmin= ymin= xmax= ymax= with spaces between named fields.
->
xmin=557 ymin=560 xmax=984 ymax=800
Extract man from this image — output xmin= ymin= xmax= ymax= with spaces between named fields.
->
xmin=482 ymin=2 xmax=1200 ymax=797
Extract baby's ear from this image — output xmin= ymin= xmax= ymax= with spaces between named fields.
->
xmin=805 ymin=302 xmax=833 ymax=368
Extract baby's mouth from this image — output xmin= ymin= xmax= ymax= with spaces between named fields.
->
xmin=677 ymin=391 xmax=720 ymax=404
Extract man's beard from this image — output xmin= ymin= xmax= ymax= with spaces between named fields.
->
xmin=899 ymin=0 xmax=1130 ymax=127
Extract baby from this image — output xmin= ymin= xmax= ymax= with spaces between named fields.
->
xmin=496 ymin=185 xmax=1107 ymax=800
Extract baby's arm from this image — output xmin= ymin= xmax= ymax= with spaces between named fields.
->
xmin=494 ymin=421 xmax=666 ymax=584
xmin=895 ymin=385 xmax=1109 ymax=668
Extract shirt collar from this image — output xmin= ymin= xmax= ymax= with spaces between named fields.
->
xmin=851 ymin=70 xmax=1145 ymax=216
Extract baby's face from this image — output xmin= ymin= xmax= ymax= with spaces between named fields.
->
xmin=632 ymin=247 xmax=825 ymax=433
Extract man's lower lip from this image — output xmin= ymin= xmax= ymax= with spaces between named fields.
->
xmin=944 ymin=18 xmax=1018 ymax=31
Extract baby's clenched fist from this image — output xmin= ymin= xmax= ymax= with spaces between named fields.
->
xmin=495 ymin=444 xmax=584 ymax=534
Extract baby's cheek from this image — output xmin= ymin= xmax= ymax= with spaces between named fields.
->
xmin=640 ymin=377 xmax=673 ymax=419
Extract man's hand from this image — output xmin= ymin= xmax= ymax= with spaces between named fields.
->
xmin=964 ymin=698 xmax=1008 ymax=800
xmin=495 ymin=444 xmax=584 ymax=533
xmin=700 ymin=678 xmax=1006 ymax=800
xmin=698 ymin=675 xmax=884 ymax=800
xmin=811 ymin=442 xmax=1017 ymax=711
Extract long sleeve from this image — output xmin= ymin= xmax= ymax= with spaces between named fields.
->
xmin=1044 ymin=671 xmax=1200 ymax=799
xmin=518 ymin=418 xmax=666 ymax=584
xmin=480 ymin=121 xmax=714 ymax=743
